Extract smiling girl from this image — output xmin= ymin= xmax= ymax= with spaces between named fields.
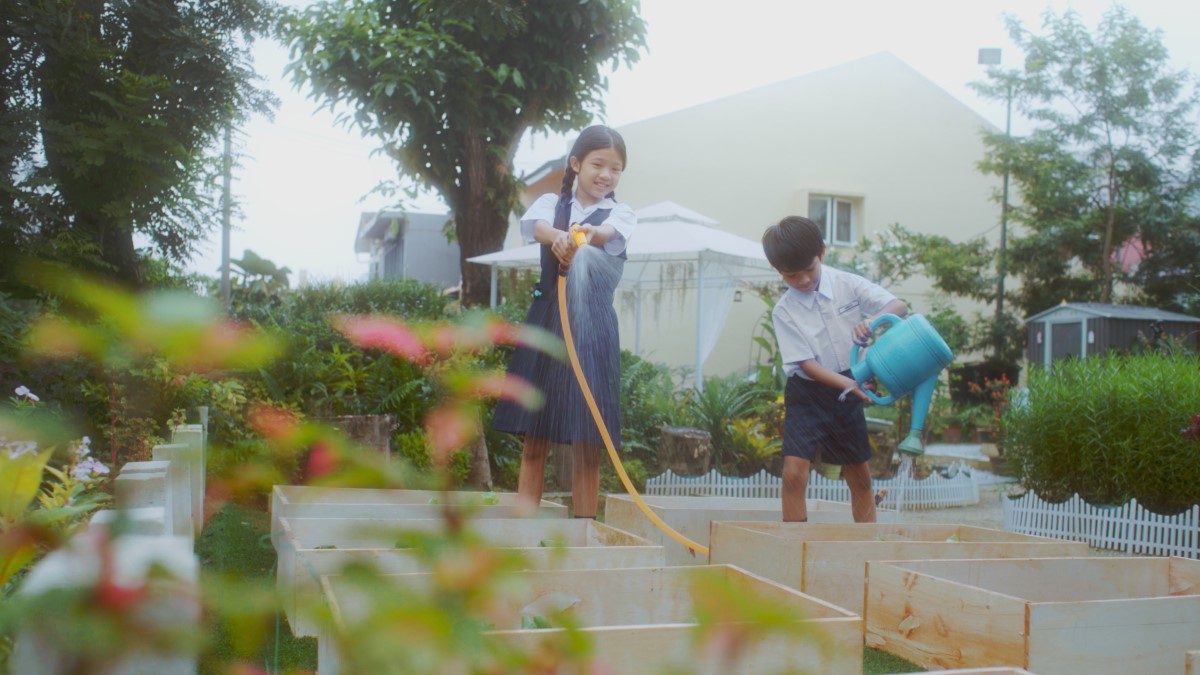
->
xmin=492 ymin=125 xmax=635 ymax=518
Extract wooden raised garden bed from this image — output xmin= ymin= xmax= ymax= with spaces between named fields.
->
xmin=318 ymin=565 xmax=863 ymax=675
xmin=709 ymin=522 xmax=1088 ymax=615
xmin=865 ymin=556 xmax=1200 ymax=674
xmin=604 ymin=494 xmax=896 ymax=566
xmin=269 ymin=485 xmax=566 ymax=538
xmin=276 ymin=516 xmax=662 ymax=637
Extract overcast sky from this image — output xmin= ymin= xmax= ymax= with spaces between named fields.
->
xmin=183 ymin=0 xmax=1200 ymax=285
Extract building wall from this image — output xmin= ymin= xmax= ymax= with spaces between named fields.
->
xmin=608 ymin=52 xmax=1003 ymax=380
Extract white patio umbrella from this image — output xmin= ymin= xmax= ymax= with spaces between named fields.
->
xmin=467 ymin=201 xmax=779 ymax=388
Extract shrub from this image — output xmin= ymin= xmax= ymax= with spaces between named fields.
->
xmin=1003 ymin=351 xmax=1200 ymax=513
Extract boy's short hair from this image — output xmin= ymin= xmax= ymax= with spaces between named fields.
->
xmin=762 ymin=216 xmax=826 ymax=271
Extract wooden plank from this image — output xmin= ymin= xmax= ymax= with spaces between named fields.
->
xmin=710 ymin=523 xmax=1086 ymax=616
xmin=320 ymin=564 xmax=862 ymax=675
xmin=1028 ymin=595 xmax=1200 ymax=674
xmin=865 ymin=559 xmax=1028 ymax=670
xmin=279 ymin=517 xmax=662 ymax=637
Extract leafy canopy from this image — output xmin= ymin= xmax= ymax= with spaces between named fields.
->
xmin=971 ymin=5 xmax=1200 ymax=315
xmin=281 ymin=0 xmax=648 ymax=306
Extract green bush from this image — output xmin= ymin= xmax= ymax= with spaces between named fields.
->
xmin=1003 ymin=351 xmax=1200 ymax=513
xmin=619 ymin=351 xmax=687 ymax=473
xmin=394 ymin=429 xmax=470 ymax=486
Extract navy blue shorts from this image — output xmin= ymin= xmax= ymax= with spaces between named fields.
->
xmin=781 ymin=372 xmax=872 ymax=465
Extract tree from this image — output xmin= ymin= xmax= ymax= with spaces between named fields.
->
xmin=972 ymin=6 xmax=1200 ymax=316
xmin=850 ymin=223 xmax=1024 ymax=367
xmin=281 ymin=0 xmax=648 ymax=308
xmin=1 ymin=0 xmax=277 ymax=289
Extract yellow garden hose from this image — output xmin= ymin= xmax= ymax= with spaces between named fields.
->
xmin=557 ymin=238 xmax=708 ymax=558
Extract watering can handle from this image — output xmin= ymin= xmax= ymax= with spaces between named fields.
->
xmin=850 ymin=313 xmax=904 ymax=406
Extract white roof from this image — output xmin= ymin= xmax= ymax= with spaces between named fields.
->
xmin=468 ymin=201 xmax=778 ymax=290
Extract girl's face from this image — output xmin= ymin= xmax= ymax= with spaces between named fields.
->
xmin=569 ymin=147 xmax=624 ymax=206
xmin=779 ymin=254 xmax=823 ymax=293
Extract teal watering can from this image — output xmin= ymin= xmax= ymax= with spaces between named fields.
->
xmin=850 ymin=314 xmax=953 ymax=456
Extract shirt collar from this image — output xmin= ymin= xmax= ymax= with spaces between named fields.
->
xmin=572 ymin=196 xmax=616 ymax=213
xmin=786 ymin=267 xmax=835 ymax=308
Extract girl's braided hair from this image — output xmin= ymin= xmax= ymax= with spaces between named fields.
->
xmin=555 ymin=125 xmax=628 ymax=227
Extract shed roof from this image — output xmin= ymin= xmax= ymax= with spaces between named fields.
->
xmin=1024 ymin=302 xmax=1200 ymax=324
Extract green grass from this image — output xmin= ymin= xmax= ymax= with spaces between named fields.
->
xmin=196 ymin=502 xmax=316 ymax=674
xmin=194 ymin=499 xmax=925 ymax=674
xmin=864 ymin=647 xmax=924 ymax=673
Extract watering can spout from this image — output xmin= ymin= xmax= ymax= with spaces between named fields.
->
xmin=898 ymin=376 xmax=937 ymax=456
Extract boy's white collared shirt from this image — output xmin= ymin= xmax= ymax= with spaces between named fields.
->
xmin=520 ymin=193 xmax=635 ymax=255
xmin=772 ymin=265 xmax=897 ymax=378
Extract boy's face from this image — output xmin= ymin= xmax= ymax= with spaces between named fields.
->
xmin=778 ymin=253 xmax=823 ymax=293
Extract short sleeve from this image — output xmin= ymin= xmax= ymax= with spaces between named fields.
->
xmin=853 ymin=275 xmax=898 ymax=317
xmin=519 ymin=194 xmax=559 ymax=243
xmin=773 ymin=301 xmax=815 ymax=367
xmin=602 ymin=202 xmax=636 ymax=255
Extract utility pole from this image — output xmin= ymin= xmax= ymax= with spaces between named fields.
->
xmin=219 ymin=122 xmax=232 ymax=310
xmin=979 ymin=48 xmax=1011 ymax=362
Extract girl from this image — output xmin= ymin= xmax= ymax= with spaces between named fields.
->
xmin=492 ymin=125 xmax=635 ymax=518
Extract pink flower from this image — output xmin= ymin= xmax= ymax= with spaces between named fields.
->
xmin=333 ymin=315 xmax=429 ymax=364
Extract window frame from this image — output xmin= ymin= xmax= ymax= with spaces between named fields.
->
xmin=807 ymin=195 xmax=857 ymax=246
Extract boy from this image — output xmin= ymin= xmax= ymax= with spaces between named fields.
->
xmin=762 ymin=216 xmax=908 ymax=522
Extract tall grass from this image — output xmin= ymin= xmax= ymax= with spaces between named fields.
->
xmin=1003 ymin=351 xmax=1200 ymax=513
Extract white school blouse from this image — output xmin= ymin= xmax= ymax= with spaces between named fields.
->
xmin=519 ymin=194 xmax=636 ymax=256
xmin=772 ymin=265 xmax=897 ymax=378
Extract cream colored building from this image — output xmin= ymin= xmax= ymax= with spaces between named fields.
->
xmin=515 ymin=52 xmax=1004 ymax=382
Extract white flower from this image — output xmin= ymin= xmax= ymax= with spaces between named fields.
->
xmin=72 ymin=457 xmax=110 ymax=481
xmin=73 ymin=436 xmax=93 ymax=458
xmin=14 ymin=385 xmax=39 ymax=402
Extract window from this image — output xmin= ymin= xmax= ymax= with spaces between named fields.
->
xmin=808 ymin=196 xmax=856 ymax=246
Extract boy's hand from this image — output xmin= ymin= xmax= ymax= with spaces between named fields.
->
xmin=852 ymin=320 xmax=872 ymax=346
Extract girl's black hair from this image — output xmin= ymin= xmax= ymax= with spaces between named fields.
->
xmin=557 ymin=125 xmax=627 ymax=220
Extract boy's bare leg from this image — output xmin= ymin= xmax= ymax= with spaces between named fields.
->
xmin=571 ymin=441 xmax=602 ymax=518
xmin=517 ymin=436 xmax=551 ymax=510
xmin=842 ymin=461 xmax=877 ymax=523
xmin=782 ymin=456 xmax=811 ymax=522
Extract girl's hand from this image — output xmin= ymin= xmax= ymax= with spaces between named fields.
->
xmin=574 ymin=224 xmax=598 ymax=244
xmin=551 ymin=230 xmax=576 ymax=264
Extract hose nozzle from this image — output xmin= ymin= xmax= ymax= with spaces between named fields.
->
xmin=559 ymin=224 xmax=587 ymax=276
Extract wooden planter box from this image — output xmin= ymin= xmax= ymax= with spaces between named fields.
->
xmin=270 ymin=485 xmax=566 ymax=539
xmin=604 ymin=494 xmax=897 ymax=566
xmin=277 ymin=517 xmax=663 ymax=637
xmin=710 ymin=522 xmax=1088 ymax=615
xmin=865 ymin=556 xmax=1200 ymax=674
xmin=317 ymin=565 xmax=863 ymax=675
xmin=905 ymin=670 xmax=1035 ymax=675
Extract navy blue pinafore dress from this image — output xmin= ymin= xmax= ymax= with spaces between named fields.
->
xmin=492 ymin=200 xmax=626 ymax=448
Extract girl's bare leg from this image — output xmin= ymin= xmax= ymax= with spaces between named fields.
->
xmin=517 ymin=436 xmax=551 ymax=510
xmin=571 ymin=441 xmax=602 ymax=517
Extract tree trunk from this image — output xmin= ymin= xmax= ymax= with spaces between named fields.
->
xmin=455 ymin=131 xmax=518 ymax=309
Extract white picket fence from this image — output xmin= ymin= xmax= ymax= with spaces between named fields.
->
xmin=1003 ymin=487 xmax=1200 ymax=557
xmin=1003 ymin=491 xmax=1200 ymax=558
xmin=644 ymin=467 xmax=980 ymax=511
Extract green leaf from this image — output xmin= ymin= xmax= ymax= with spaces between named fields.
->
xmin=0 ymin=449 xmax=54 ymax=524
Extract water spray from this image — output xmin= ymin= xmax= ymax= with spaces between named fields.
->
xmin=557 ymin=225 xmax=708 ymax=558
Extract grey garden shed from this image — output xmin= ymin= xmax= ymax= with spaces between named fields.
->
xmin=1024 ymin=302 xmax=1200 ymax=367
